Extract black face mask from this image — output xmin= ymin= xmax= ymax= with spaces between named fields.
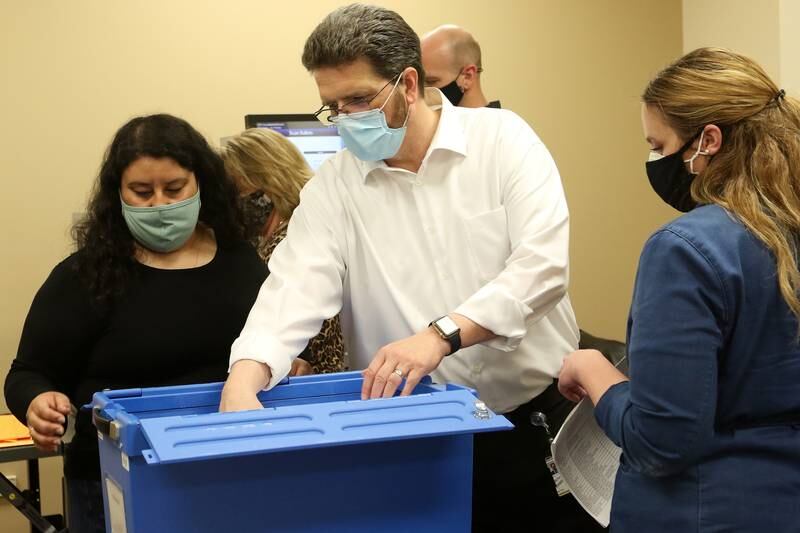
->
xmin=645 ymin=132 xmax=705 ymax=213
xmin=440 ymin=77 xmax=464 ymax=106
xmin=239 ymin=191 xmax=274 ymax=236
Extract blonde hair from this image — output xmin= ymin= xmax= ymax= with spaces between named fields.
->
xmin=644 ymin=47 xmax=800 ymax=323
xmin=219 ymin=128 xmax=312 ymax=219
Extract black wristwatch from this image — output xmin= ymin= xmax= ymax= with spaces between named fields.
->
xmin=430 ymin=315 xmax=461 ymax=356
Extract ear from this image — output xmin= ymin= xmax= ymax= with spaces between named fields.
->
xmin=403 ymin=67 xmax=421 ymax=105
xmin=460 ymin=65 xmax=479 ymax=90
xmin=700 ymin=124 xmax=723 ymax=155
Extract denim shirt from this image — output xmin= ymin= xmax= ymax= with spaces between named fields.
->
xmin=596 ymin=204 xmax=800 ymax=533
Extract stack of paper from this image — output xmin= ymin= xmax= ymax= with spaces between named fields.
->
xmin=550 ymin=399 xmax=622 ymax=527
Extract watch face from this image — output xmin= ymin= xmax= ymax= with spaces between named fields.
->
xmin=437 ymin=316 xmax=459 ymax=337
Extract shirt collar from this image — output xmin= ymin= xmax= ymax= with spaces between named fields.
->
xmin=356 ymin=87 xmax=469 ymax=182
xmin=425 ymin=87 xmax=469 ymax=157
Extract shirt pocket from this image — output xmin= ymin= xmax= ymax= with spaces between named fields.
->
xmin=462 ymin=206 xmax=511 ymax=282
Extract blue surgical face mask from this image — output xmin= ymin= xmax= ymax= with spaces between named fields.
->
xmin=121 ymin=189 xmax=201 ymax=252
xmin=333 ymin=74 xmax=410 ymax=161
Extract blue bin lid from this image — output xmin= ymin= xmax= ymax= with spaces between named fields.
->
xmin=139 ymin=388 xmax=511 ymax=464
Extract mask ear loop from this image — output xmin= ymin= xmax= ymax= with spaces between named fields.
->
xmin=378 ymin=71 xmax=406 ymax=113
xmin=401 ymin=88 xmax=412 ymax=128
xmin=382 ymin=68 xmax=413 ymax=128
xmin=454 ymin=68 xmax=466 ymax=92
xmin=684 ymin=129 xmax=711 ymax=175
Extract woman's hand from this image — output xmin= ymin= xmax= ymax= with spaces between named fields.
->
xmin=559 ymin=349 xmax=628 ymax=405
xmin=289 ymin=358 xmax=313 ymax=376
xmin=26 ymin=391 xmax=71 ymax=452
xmin=558 ymin=351 xmax=591 ymax=402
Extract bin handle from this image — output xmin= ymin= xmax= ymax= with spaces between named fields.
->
xmin=92 ymin=406 xmax=117 ymax=440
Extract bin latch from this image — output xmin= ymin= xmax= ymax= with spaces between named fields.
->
xmin=472 ymin=401 xmax=492 ymax=420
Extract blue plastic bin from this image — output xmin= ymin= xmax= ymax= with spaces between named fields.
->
xmin=90 ymin=371 xmax=512 ymax=532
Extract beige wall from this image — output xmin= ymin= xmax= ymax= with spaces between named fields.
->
xmin=780 ymin=0 xmax=800 ymax=97
xmin=682 ymin=0 xmax=798 ymax=97
xmin=683 ymin=0 xmax=781 ymax=79
xmin=682 ymin=0 xmax=800 ymax=98
xmin=1 ymin=2 xmax=681 ymax=529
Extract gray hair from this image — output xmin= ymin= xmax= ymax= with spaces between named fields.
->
xmin=301 ymin=3 xmax=426 ymax=94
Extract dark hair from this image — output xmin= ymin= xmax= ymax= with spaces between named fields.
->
xmin=72 ymin=113 xmax=245 ymax=304
xmin=301 ymin=3 xmax=426 ymax=94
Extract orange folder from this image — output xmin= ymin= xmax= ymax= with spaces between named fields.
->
xmin=0 ymin=414 xmax=33 ymax=448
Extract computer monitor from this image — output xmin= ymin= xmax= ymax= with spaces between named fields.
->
xmin=244 ymin=114 xmax=344 ymax=171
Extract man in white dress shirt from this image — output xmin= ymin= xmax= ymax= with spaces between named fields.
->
xmin=221 ymin=4 xmax=600 ymax=532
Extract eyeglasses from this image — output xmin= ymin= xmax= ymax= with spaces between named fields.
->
xmin=313 ymin=71 xmax=403 ymax=124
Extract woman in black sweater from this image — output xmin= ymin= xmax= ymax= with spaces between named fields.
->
xmin=4 ymin=114 xmax=267 ymax=533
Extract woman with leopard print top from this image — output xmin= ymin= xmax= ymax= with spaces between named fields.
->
xmin=221 ymin=128 xmax=345 ymax=375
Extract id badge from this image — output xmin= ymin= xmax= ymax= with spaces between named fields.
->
xmin=532 ymin=410 xmax=571 ymax=497
xmin=545 ymin=454 xmax=570 ymax=496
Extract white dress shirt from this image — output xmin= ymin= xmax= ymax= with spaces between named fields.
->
xmin=230 ymin=89 xmax=579 ymax=413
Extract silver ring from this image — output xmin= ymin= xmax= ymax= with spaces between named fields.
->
xmin=393 ymin=368 xmax=404 ymax=378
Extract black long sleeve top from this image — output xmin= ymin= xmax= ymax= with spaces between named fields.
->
xmin=4 ymin=242 xmax=267 ymax=480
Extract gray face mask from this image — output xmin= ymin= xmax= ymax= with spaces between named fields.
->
xmin=121 ymin=189 xmax=201 ymax=252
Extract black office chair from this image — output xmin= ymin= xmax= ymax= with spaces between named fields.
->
xmin=578 ymin=329 xmax=627 ymax=375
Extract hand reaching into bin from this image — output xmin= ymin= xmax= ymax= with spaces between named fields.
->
xmin=25 ymin=391 xmax=71 ymax=452
xmin=221 ymin=358 xmax=313 ymax=412
xmin=361 ymin=327 xmax=451 ymax=400
xmin=220 ymin=360 xmax=272 ymax=412
xmin=362 ymin=314 xmax=495 ymax=400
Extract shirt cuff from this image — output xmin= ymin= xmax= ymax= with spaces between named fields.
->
xmin=229 ymin=334 xmax=294 ymax=391
xmin=594 ymin=380 xmax=631 ymax=447
xmin=454 ymin=285 xmax=532 ymax=352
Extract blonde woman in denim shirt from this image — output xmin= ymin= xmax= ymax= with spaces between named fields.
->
xmin=560 ymin=48 xmax=800 ymax=533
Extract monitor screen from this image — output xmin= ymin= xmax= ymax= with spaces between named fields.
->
xmin=244 ymin=114 xmax=344 ymax=171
